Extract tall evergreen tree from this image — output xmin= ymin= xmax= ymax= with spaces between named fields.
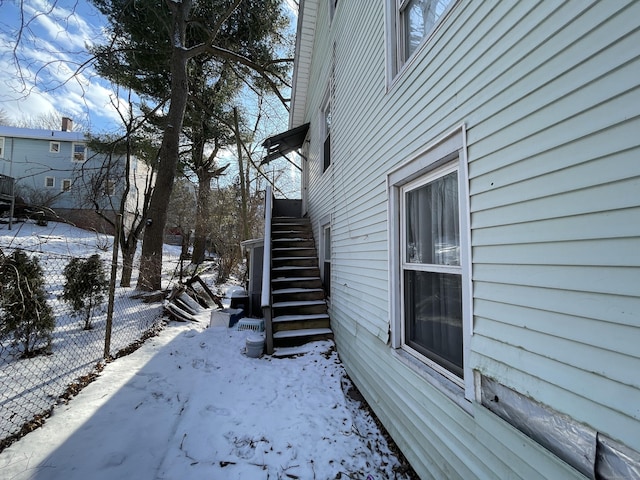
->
xmin=0 ymin=250 xmax=55 ymax=357
xmin=90 ymin=0 xmax=290 ymax=290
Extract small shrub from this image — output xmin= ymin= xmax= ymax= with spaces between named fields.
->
xmin=62 ymin=254 xmax=109 ymax=330
xmin=0 ymin=250 xmax=55 ymax=357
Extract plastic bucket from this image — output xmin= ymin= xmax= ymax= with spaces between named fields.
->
xmin=245 ymin=334 xmax=264 ymax=358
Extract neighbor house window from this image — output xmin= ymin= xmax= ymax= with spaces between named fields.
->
xmin=386 ymin=0 xmax=456 ymax=78
xmin=104 ymin=179 xmax=115 ymax=196
xmin=321 ymin=94 xmax=332 ymax=172
xmin=61 ymin=179 xmax=72 ymax=191
xmin=50 ymin=141 xmax=60 ymax=153
xmin=388 ymin=126 xmax=472 ymax=397
xmin=0 ymin=137 xmax=5 ymax=157
xmin=45 ymin=176 xmax=55 ymax=188
xmin=72 ymin=143 xmax=86 ymax=162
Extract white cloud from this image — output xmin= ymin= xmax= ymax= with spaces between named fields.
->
xmin=0 ymin=0 xmax=125 ymax=132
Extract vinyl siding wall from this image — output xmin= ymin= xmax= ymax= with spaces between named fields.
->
xmin=2 ymin=135 xmax=83 ymax=209
xmin=301 ymin=1 xmax=639 ymax=478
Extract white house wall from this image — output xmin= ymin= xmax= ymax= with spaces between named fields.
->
xmin=299 ymin=0 xmax=639 ymax=478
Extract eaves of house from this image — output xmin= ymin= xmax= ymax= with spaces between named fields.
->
xmin=289 ymin=0 xmax=318 ymax=130
xmin=0 ymin=125 xmax=86 ymax=143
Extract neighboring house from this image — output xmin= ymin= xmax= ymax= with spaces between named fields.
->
xmin=265 ymin=1 xmax=640 ymax=478
xmin=0 ymin=119 xmax=147 ymax=232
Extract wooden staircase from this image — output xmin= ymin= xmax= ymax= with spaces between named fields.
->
xmin=269 ymin=217 xmax=332 ymax=349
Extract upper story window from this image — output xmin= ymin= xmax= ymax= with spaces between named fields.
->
xmin=321 ymin=94 xmax=332 ymax=173
xmin=45 ymin=176 xmax=55 ymax=188
xmin=72 ymin=143 xmax=87 ymax=162
xmin=61 ymin=179 xmax=72 ymax=192
xmin=50 ymin=141 xmax=60 ymax=153
xmin=329 ymin=0 xmax=338 ymax=23
xmin=387 ymin=0 xmax=456 ymax=79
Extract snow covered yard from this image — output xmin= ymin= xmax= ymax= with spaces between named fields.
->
xmin=0 ymin=318 xmax=415 ymax=480
xmin=0 ymin=221 xmax=172 ymax=440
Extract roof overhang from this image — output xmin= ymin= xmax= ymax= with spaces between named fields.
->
xmin=261 ymin=123 xmax=310 ymax=164
xmin=289 ymin=0 xmax=318 ymax=129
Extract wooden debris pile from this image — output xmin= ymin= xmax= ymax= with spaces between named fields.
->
xmin=163 ymin=275 xmax=223 ymax=323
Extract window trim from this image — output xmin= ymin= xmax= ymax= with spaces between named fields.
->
xmin=387 ymin=124 xmax=473 ymax=400
xmin=50 ymin=141 xmax=60 ymax=153
xmin=400 ymin=162 xmax=463 ymax=385
xmin=320 ymin=216 xmax=332 ymax=298
xmin=320 ymin=88 xmax=332 ymax=173
xmin=72 ymin=142 xmax=86 ymax=162
xmin=45 ymin=176 xmax=55 ymax=188
xmin=385 ymin=0 xmax=458 ymax=85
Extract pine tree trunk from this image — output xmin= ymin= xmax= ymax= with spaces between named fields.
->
xmin=120 ymin=246 xmax=135 ymax=287
xmin=137 ymin=1 xmax=192 ymax=291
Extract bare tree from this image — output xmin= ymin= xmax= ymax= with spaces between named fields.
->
xmin=0 ymin=109 xmax=11 ymax=126
xmin=166 ymin=178 xmax=197 ymax=261
xmin=14 ymin=112 xmax=86 ymax=132
xmin=79 ymin=93 xmax=159 ymax=286
xmin=90 ymin=0 xmax=291 ymax=290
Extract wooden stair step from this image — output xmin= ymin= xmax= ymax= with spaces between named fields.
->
xmin=272 ymin=267 xmax=320 ymax=277
xmin=271 ymin=237 xmax=311 ymax=243
xmin=273 ymin=246 xmax=316 ymax=252
xmin=273 ymin=313 xmax=330 ymax=323
xmin=273 ymin=256 xmax=317 ymax=261
xmin=273 ymin=288 xmax=324 ymax=295
xmin=273 ymin=266 xmax=319 ymax=271
xmin=272 ymin=276 xmax=320 ymax=283
xmin=272 ymin=299 xmax=326 ymax=308
xmin=273 ymin=327 xmax=333 ymax=340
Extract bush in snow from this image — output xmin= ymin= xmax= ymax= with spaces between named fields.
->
xmin=62 ymin=254 xmax=108 ymax=330
xmin=0 ymin=249 xmax=55 ymax=357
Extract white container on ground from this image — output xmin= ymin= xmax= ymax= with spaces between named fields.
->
xmin=245 ymin=334 xmax=265 ymax=358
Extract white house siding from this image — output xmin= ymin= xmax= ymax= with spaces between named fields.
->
xmin=299 ymin=0 xmax=639 ymax=478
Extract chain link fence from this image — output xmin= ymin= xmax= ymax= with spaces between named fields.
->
xmin=0 ymin=233 xmax=167 ymax=450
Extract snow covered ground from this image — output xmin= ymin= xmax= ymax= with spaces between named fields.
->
xmin=0 ymin=318 xmax=414 ymax=480
xmin=0 ymin=221 xmax=416 ymax=479
xmin=0 ymin=221 xmax=171 ymax=439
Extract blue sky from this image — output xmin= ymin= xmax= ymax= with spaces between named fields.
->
xmin=0 ymin=0 xmax=128 ymax=132
xmin=0 ymin=0 xmax=297 ymax=136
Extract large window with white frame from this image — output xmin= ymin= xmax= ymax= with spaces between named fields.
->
xmin=386 ymin=0 xmax=456 ymax=78
xmin=388 ymin=126 xmax=472 ymax=396
xmin=402 ymin=164 xmax=462 ymax=378
xmin=72 ymin=142 xmax=86 ymax=162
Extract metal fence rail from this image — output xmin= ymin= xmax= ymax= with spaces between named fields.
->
xmin=0 ymin=244 xmax=164 ymax=449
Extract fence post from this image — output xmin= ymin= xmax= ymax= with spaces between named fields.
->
xmin=104 ymin=214 xmax=122 ymax=359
